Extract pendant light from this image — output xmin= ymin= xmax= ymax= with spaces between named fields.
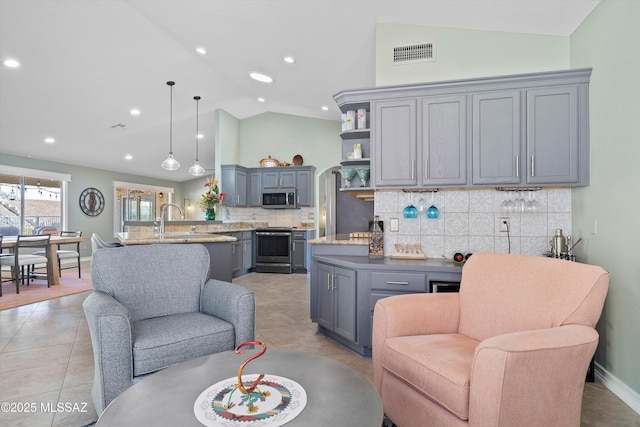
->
xmin=188 ymin=95 xmax=205 ymax=176
xmin=161 ymin=81 xmax=180 ymax=171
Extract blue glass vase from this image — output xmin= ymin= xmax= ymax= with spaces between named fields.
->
xmin=205 ymin=208 xmax=215 ymax=221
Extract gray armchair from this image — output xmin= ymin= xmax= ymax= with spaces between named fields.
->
xmin=83 ymin=244 xmax=255 ymax=414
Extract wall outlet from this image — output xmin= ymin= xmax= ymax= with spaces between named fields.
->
xmin=390 ymin=218 xmax=399 ymax=232
xmin=308 ymin=212 xmax=314 ymax=219
xmin=499 ymin=217 xmax=510 ymax=232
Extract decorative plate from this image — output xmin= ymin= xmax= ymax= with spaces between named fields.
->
xmin=194 ymin=374 xmax=307 ymax=426
xmin=79 ymin=187 xmax=105 ymax=216
xmin=259 ymin=156 xmax=280 ymax=168
xmin=292 ymin=155 xmax=303 ymax=166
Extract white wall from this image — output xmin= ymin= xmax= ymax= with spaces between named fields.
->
xmin=237 ymin=112 xmax=341 ymax=173
xmin=375 ymin=23 xmax=569 ymax=86
xmin=570 ymin=0 xmax=640 ymax=398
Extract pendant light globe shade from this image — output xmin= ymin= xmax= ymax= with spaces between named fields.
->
xmin=189 ymin=95 xmax=205 ymax=176
xmin=162 ymin=153 xmax=180 ymax=171
xmin=189 ymin=160 xmax=205 ymax=176
xmin=161 ymin=81 xmax=180 ymax=171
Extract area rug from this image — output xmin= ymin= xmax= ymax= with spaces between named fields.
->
xmin=0 ymin=272 xmax=93 ymax=310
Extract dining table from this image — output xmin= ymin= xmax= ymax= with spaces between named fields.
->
xmin=1 ymin=235 xmax=89 ymax=286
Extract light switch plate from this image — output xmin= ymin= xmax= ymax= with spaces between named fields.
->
xmin=390 ymin=218 xmax=399 ymax=232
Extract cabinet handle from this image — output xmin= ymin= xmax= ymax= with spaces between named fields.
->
xmin=386 ymin=281 xmax=409 ymax=285
xmin=331 ymin=274 xmax=336 ymax=291
xmin=515 ymin=155 xmax=519 ymax=177
xmin=412 ymin=161 xmax=415 ymax=180
xmin=424 ymin=159 xmax=428 ymax=179
xmin=327 ymin=273 xmax=332 ymax=290
xmin=531 ymin=156 xmax=535 ymax=177
xmin=237 ymin=194 xmax=240 ymax=204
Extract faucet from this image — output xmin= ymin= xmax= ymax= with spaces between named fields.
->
xmin=160 ymin=203 xmax=184 ymax=235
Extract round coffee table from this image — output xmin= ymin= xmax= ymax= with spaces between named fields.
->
xmin=96 ymin=349 xmax=383 ymax=426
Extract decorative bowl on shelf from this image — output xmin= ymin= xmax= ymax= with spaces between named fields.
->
xmin=345 ymin=152 xmax=355 ymax=160
xmin=355 ymin=168 xmax=370 ymax=187
xmin=338 ymin=168 xmax=357 ymax=187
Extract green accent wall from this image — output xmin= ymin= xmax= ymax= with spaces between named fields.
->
xmin=570 ymin=0 xmax=640 ymax=396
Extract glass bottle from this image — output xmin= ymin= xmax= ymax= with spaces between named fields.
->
xmin=369 ymin=215 xmax=384 ymax=258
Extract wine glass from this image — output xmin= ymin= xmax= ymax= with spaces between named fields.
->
xmin=403 ymin=192 xmax=418 ymax=218
xmin=355 ymin=168 xmax=370 ymax=187
xmin=338 ymin=168 xmax=357 ymax=188
xmin=426 ymin=191 xmax=439 ymax=219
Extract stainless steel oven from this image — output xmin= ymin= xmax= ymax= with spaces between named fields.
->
xmin=255 ymin=228 xmax=292 ymax=273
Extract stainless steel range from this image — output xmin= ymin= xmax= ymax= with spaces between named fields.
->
xmin=255 ymin=227 xmax=292 ymax=274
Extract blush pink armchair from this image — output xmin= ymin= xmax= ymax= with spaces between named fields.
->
xmin=373 ymin=252 xmax=609 ymax=427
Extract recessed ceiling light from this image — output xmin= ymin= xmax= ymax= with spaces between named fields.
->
xmin=130 ymin=108 xmax=141 ymax=116
xmin=3 ymin=58 xmax=20 ymax=68
xmin=44 ymin=137 xmax=55 ymax=144
xmin=321 ymin=106 xmax=329 ymax=111
xmin=284 ymin=56 xmax=295 ymax=64
xmin=196 ymin=47 xmax=207 ymax=55
xmin=249 ymin=72 xmax=273 ymax=83
xmin=125 ymin=154 xmax=133 ymax=160
xmin=257 ymin=97 xmax=265 ymax=103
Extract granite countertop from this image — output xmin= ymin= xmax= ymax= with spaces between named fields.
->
xmin=117 ymin=232 xmax=238 ymax=245
xmin=308 ymin=234 xmax=368 ymax=245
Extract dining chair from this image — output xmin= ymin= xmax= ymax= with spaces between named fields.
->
xmin=0 ymin=235 xmax=51 ymax=294
xmin=90 ymin=233 xmax=123 ymax=252
xmin=33 ymin=230 xmax=82 ymax=278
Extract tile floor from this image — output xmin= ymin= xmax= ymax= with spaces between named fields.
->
xmin=1 ymin=271 xmax=638 ymax=426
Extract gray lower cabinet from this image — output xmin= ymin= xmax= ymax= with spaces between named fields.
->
xmin=316 ymin=262 xmax=357 ymax=343
xmin=229 ymin=231 xmax=253 ymax=277
xmin=310 ymin=249 xmax=463 ymax=356
xmin=242 ymin=231 xmax=253 ymax=271
xmin=292 ymin=230 xmax=313 ymax=273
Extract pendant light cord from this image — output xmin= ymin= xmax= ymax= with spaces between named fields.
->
xmin=195 ymin=96 xmax=200 ymax=161
xmin=168 ymin=81 xmax=175 ymax=155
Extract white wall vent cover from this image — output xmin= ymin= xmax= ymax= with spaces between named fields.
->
xmin=393 ymin=43 xmax=436 ymax=64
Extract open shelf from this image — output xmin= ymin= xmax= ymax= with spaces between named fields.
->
xmin=340 ymin=158 xmax=371 ymax=166
xmin=340 ymin=129 xmax=370 ymax=139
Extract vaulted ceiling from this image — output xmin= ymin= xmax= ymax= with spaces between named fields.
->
xmin=0 ymin=0 xmax=599 ymax=181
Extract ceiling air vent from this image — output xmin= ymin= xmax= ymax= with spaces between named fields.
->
xmin=393 ymin=43 xmax=435 ymax=64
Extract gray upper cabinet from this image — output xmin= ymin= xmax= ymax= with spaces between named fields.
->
xmin=295 ymin=169 xmax=314 ymax=207
xmin=248 ymin=171 xmax=263 ymax=207
xmin=335 ymin=68 xmax=591 ymax=189
xmin=472 ymin=90 xmax=522 ymax=185
xmin=526 ymin=85 xmax=581 ymax=185
xmin=262 ymin=170 xmax=296 ymax=189
xmin=373 ymin=99 xmax=417 ymax=187
xmin=220 ymin=165 xmax=247 ymax=207
xmin=421 ymin=95 xmax=467 ymax=187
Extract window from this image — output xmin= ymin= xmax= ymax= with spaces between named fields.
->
xmin=0 ymin=166 xmax=69 ymax=235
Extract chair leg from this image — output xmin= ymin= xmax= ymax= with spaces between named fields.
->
xmin=77 ymin=256 xmax=81 ymax=278
xmin=58 ymin=258 xmax=62 ymax=277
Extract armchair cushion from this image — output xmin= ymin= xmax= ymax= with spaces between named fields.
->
xmin=383 ymin=334 xmax=478 ymax=420
xmin=133 ymin=312 xmax=234 ymax=376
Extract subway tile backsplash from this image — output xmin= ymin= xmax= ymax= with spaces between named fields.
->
xmin=375 ymin=188 xmax=572 ymax=258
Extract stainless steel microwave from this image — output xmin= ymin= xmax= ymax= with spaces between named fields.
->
xmin=261 ymin=188 xmax=298 ymax=209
